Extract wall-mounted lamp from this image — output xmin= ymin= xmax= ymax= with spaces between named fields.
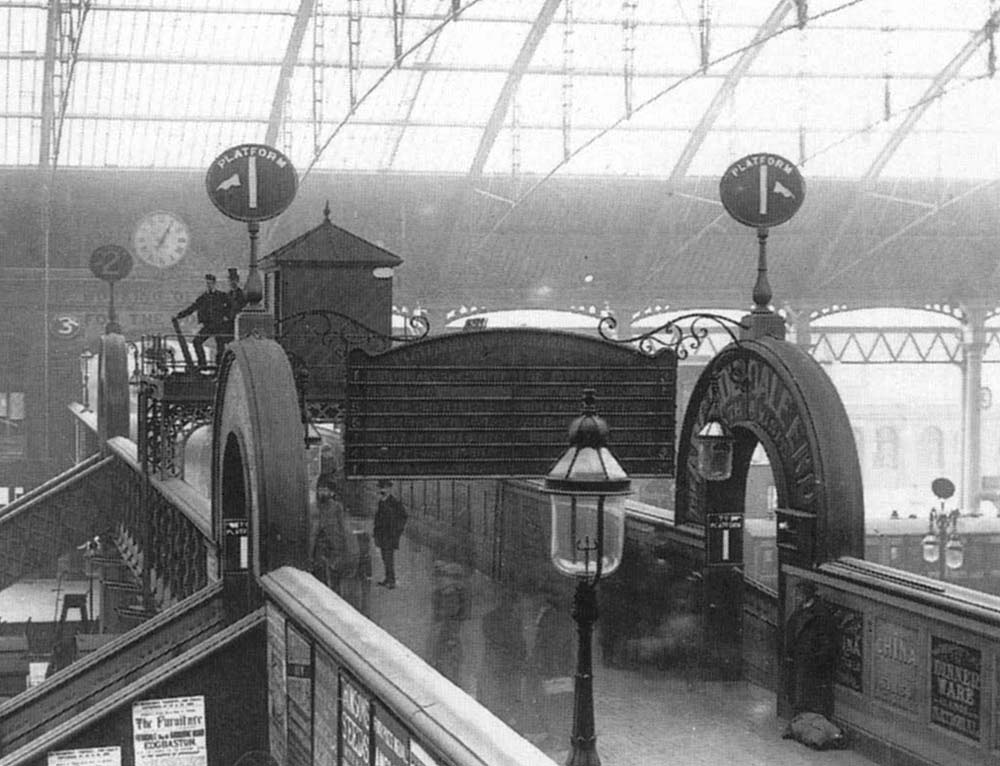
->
xmin=694 ymin=420 xmax=734 ymax=481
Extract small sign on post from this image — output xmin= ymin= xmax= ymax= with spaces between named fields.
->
xmin=89 ymin=245 xmax=134 ymax=334
xmin=205 ymin=143 xmax=298 ymax=320
xmin=718 ymin=152 xmax=805 ymax=329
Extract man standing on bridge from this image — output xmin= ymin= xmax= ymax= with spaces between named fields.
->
xmin=373 ymin=479 xmax=407 ymax=589
xmin=173 ymin=273 xmax=230 ymax=370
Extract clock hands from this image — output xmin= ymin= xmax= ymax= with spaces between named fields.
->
xmin=156 ymin=221 xmax=174 ymax=248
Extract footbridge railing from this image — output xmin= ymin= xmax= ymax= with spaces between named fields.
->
xmin=68 ymin=401 xmax=216 ymax=612
xmin=262 ymin=567 xmax=551 ymax=766
xmin=103 ymin=437 xmax=215 ymax=610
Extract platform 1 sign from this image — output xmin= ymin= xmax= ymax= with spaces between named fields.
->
xmin=719 ymin=153 xmax=804 ymax=228
xmin=205 ymin=144 xmax=297 ymax=222
xmin=707 ymin=512 xmax=743 ymax=566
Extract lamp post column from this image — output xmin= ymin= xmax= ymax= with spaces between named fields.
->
xmin=961 ymin=303 xmax=987 ymax=511
xmin=938 ymin=520 xmax=947 ymax=582
xmin=568 ymin=579 xmax=600 ymax=766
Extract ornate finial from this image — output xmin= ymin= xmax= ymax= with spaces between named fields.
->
xmin=323 ymin=200 xmax=331 ymax=221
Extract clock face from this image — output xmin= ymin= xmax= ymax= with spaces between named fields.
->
xmin=132 ymin=211 xmax=190 ymax=268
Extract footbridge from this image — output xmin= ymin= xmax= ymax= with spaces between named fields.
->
xmin=0 ymin=308 xmax=998 ymax=766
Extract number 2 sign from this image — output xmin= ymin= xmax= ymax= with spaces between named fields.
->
xmin=89 ymin=245 xmax=134 ymax=283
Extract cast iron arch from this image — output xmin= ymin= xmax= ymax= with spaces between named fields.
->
xmin=675 ymin=336 xmax=864 ymax=564
xmin=212 ymin=338 xmax=309 ymax=582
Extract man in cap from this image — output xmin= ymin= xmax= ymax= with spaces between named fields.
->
xmin=174 ymin=273 xmax=230 ymax=370
xmin=373 ymin=479 xmax=407 ymax=588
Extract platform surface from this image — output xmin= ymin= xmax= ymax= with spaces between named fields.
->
xmin=341 ymin=535 xmax=879 ymax=766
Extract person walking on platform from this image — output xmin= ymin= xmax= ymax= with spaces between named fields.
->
xmin=373 ymin=479 xmax=407 ymax=588
xmin=478 ymin=590 xmax=527 ymax=726
xmin=311 ymin=475 xmax=359 ymax=595
xmin=222 ymin=267 xmax=246 ymax=347
xmin=173 ymin=273 xmax=230 ymax=370
xmin=529 ymin=593 xmax=576 ymax=752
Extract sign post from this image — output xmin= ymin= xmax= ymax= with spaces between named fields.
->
xmin=719 ymin=153 xmax=804 ymax=330
xmin=88 ymin=245 xmax=134 ymax=334
xmin=205 ymin=144 xmax=298 ymax=318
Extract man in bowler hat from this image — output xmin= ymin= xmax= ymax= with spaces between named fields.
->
xmin=373 ymin=479 xmax=407 ymax=588
xmin=174 ymin=273 xmax=230 ymax=370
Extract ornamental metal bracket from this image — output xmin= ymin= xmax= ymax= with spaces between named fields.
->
xmin=598 ymin=313 xmax=748 ymax=359
xmin=274 ymin=309 xmax=429 ymax=359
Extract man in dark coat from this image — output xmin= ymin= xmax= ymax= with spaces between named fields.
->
xmin=373 ymin=479 xmax=407 ymax=588
xmin=222 ymin=267 xmax=246 ymax=347
xmin=785 ymin=581 xmax=839 ymax=717
xmin=174 ymin=273 xmax=230 ymax=369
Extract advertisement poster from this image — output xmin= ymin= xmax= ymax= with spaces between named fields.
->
xmin=373 ymin=705 xmax=408 ymax=766
xmin=47 ymin=747 xmax=121 ymax=766
xmin=872 ymin=619 xmax=918 ymax=713
xmin=340 ymin=674 xmax=371 ymax=766
xmin=407 ymin=741 xmax=441 ymax=766
xmin=930 ymin=637 xmax=981 ymax=741
xmin=132 ymin=696 xmax=207 ymax=766
xmin=833 ymin=605 xmax=863 ymax=692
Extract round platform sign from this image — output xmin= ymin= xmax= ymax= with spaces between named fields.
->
xmin=205 ymin=143 xmax=298 ymax=222
xmin=88 ymin=245 xmax=133 ymax=283
xmin=931 ymin=477 xmax=955 ymax=500
xmin=719 ymin=153 xmax=805 ymax=228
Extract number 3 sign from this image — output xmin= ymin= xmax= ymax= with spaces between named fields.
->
xmin=49 ymin=314 xmax=81 ymax=339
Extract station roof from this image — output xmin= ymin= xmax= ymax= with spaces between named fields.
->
xmin=4 ymin=1 xmax=997 ymax=180
xmin=3 ymin=2 xmax=1000 ymax=313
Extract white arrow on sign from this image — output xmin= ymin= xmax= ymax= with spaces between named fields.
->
xmin=216 ymin=173 xmax=241 ymax=191
xmin=774 ymin=180 xmax=795 ymax=199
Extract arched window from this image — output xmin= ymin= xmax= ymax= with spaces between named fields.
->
xmin=874 ymin=426 xmax=899 ymax=469
xmin=920 ymin=426 xmax=944 ymax=471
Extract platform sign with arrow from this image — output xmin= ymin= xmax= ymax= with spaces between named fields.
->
xmin=205 ymin=144 xmax=298 ymax=223
xmin=719 ymin=153 xmax=804 ymax=228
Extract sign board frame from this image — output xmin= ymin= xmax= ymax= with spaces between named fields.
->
xmin=344 ymin=328 xmax=677 ymax=479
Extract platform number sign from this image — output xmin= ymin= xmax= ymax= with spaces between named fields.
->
xmin=49 ymin=314 xmax=81 ymax=340
xmin=88 ymin=245 xmax=133 ymax=283
xmin=205 ymin=144 xmax=298 ymax=222
xmin=707 ymin=513 xmax=743 ymax=566
xmin=719 ymin=153 xmax=804 ymax=228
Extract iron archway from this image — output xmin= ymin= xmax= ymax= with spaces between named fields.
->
xmin=676 ymin=336 xmax=864 ymax=563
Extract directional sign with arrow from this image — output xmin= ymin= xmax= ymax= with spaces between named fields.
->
xmin=205 ymin=144 xmax=298 ymax=223
xmin=719 ymin=152 xmax=805 ymax=228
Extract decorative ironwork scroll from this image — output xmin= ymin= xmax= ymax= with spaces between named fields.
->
xmin=599 ymin=313 xmax=748 ymax=359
